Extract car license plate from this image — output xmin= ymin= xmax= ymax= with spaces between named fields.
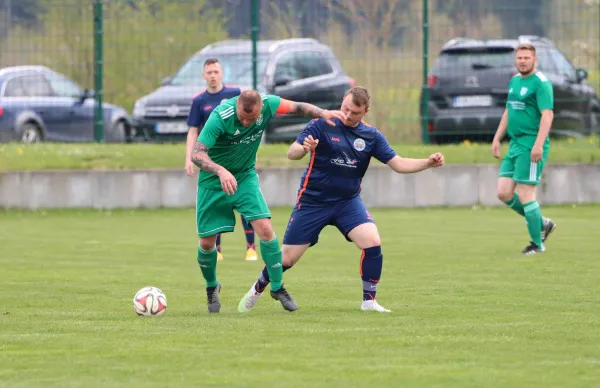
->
xmin=155 ymin=122 xmax=188 ymax=134
xmin=453 ymin=95 xmax=493 ymax=108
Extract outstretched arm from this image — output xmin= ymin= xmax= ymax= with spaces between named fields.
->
xmin=386 ymin=153 xmax=444 ymax=174
xmin=276 ymin=98 xmax=345 ymax=125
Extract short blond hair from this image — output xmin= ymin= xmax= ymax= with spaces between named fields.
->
xmin=516 ymin=43 xmax=536 ymax=55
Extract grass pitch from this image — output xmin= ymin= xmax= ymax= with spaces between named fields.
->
xmin=1 ymin=205 xmax=599 ymax=387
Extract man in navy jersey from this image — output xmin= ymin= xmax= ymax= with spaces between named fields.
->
xmin=238 ymin=86 xmax=445 ymax=313
xmin=185 ymin=58 xmax=257 ymax=262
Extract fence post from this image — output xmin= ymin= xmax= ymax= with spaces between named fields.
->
xmin=421 ymin=0 xmax=430 ymax=144
xmin=93 ymin=0 xmax=104 ymax=143
xmin=251 ymin=0 xmax=260 ymax=91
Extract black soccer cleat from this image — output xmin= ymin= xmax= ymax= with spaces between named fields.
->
xmin=270 ymin=286 xmax=298 ymax=312
xmin=206 ymin=283 xmax=221 ymax=313
xmin=541 ymin=218 xmax=557 ymax=243
xmin=522 ymin=242 xmax=546 ymax=255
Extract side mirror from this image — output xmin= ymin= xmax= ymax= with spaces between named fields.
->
xmin=80 ymin=89 xmax=95 ymax=103
xmin=162 ymin=76 xmax=172 ymax=86
xmin=575 ymin=68 xmax=588 ymax=83
xmin=273 ymin=75 xmax=292 ymax=88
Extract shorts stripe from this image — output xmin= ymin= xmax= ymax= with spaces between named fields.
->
xmin=529 ymin=162 xmax=537 ymax=182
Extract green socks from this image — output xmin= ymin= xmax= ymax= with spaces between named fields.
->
xmin=260 ymin=236 xmax=283 ymax=292
xmin=197 ymin=246 xmax=218 ymax=288
xmin=523 ymin=201 xmax=543 ymax=247
xmin=505 ymin=193 xmax=544 ymax=229
xmin=505 ymin=193 xmax=525 ymax=216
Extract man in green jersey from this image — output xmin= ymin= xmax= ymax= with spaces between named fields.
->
xmin=492 ymin=43 xmax=557 ymax=255
xmin=190 ymin=90 xmax=346 ymax=313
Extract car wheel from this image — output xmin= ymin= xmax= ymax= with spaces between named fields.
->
xmin=587 ymin=108 xmax=599 ymax=135
xmin=109 ymin=119 xmax=129 ymax=143
xmin=19 ymin=122 xmax=43 ymax=143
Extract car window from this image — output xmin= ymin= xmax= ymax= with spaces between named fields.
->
xmin=274 ymin=51 xmax=301 ymax=82
xmin=295 ymin=51 xmax=333 ymax=78
xmin=45 ymin=73 xmax=83 ymax=98
xmin=3 ymin=77 xmax=27 ymax=97
xmin=549 ymin=49 xmax=576 ymax=80
xmin=536 ymin=47 xmax=558 ymax=74
xmin=433 ymin=48 xmax=515 ymax=72
xmin=20 ymin=74 xmax=53 ymax=97
xmin=169 ymin=53 xmax=269 ymax=86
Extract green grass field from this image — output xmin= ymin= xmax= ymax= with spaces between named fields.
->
xmin=0 ymin=138 xmax=598 ymax=171
xmin=1 ymin=206 xmax=599 ymax=387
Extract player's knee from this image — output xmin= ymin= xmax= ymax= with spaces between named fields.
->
xmin=250 ymin=219 xmax=274 ymax=241
xmin=497 ymin=185 xmax=514 ymax=202
xmin=198 ymin=237 xmax=216 ymax=251
xmin=363 ymin=234 xmax=381 ymax=248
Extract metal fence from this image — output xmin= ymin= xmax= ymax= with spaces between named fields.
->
xmin=0 ymin=0 xmax=598 ymax=144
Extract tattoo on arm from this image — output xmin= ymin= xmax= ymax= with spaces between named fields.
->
xmin=290 ymin=102 xmax=323 ymax=119
xmin=191 ymin=142 xmax=222 ymax=175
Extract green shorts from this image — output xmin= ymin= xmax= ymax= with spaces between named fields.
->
xmin=499 ymin=143 xmax=549 ymax=185
xmin=196 ymin=173 xmax=270 ymax=238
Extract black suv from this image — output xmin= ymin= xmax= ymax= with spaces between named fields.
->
xmin=131 ymin=38 xmax=354 ymax=143
xmin=421 ymin=35 xmax=600 ymax=144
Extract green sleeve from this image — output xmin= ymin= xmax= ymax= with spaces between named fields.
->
xmin=197 ymin=110 xmax=224 ymax=148
xmin=536 ymin=80 xmax=554 ymax=111
xmin=266 ymin=95 xmax=281 ymax=113
xmin=506 ymin=78 xmax=515 ymax=108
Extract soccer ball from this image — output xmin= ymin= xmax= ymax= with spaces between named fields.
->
xmin=132 ymin=286 xmax=167 ymax=317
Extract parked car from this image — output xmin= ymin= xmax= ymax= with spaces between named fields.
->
xmin=131 ymin=38 xmax=354 ymax=143
xmin=421 ymin=35 xmax=600 ymax=143
xmin=0 ymin=66 xmax=131 ymax=143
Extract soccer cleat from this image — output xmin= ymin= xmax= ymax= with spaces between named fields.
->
xmin=206 ymin=283 xmax=221 ymax=313
xmin=270 ymin=286 xmax=298 ymax=312
xmin=238 ymin=283 xmax=263 ymax=312
xmin=541 ymin=218 xmax=557 ymax=243
xmin=217 ymin=252 xmax=224 ymax=261
xmin=521 ymin=242 xmax=545 ymax=255
xmin=245 ymin=247 xmax=258 ymax=261
xmin=361 ymin=300 xmax=392 ymax=313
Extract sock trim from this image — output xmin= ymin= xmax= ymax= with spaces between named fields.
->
xmin=199 ymin=247 xmax=216 ymax=254
xmin=523 ymin=201 xmax=539 ymax=213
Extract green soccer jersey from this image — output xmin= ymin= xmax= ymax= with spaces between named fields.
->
xmin=197 ymin=94 xmax=281 ymax=189
xmin=506 ymin=71 xmax=554 ymax=149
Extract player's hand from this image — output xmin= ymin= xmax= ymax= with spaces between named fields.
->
xmin=185 ymin=160 xmax=196 ymax=176
xmin=428 ymin=152 xmax=445 ymax=168
xmin=217 ymin=169 xmax=238 ymax=195
xmin=320 ymin=110 xmax=346 ymax=126
xmin=491 ymin=139 xmax=502 ymax=159
xmin=531 ymin=144 xmax=543 ymax=162
xmin=303 ymin=135 xmax=319 ymax=153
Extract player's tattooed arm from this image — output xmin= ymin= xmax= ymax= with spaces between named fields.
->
xmin=191 ymin=142 xmax=223 ymax=175
xmin=279 ymin=98 xmax=346 ymax=126
xmin=288 ymin=102 xmax=324 ymax=118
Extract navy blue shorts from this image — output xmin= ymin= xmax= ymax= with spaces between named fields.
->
xmin=282 ymin=196 xmax=374 ymax=246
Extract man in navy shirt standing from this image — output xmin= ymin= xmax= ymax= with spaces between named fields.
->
xmin=185 ymin=58 xmax=257 ymax=262
xmin=238 ymin=86 xmax=445 ymax=313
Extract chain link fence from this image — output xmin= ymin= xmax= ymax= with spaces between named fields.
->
xmin=0 ymin=0 xmax=598 ymax=143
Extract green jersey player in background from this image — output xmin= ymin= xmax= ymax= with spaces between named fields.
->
xmin=492 ymin=43 xmax=557 ymax=255
xmin=190 ymin=90 xmax=346 ymax=313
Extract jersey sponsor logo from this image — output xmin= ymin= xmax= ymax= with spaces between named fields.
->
xmin=508 ymin=101 xmax=525 ymax=110
xmin=353 ymin=138 xmax=366 ymax=151
xmin=331 ymin=136 xmax=340 ymax=142
xmin=256 ymin=114 xmax=263 ymax=126
xmin=520 ymin=87 xmax=528 ymax=96
xmin=204 ymin=105 xmax=213 ymax=111
xmin=331 ymin=152 xmax=359 ymax=168
xmin=230 ymin=129 xmax=264 ymax=145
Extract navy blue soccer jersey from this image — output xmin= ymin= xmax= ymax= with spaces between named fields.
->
xmin=186 ymin=86 xmax=241 ymax=128
xmin=295 ymin=118 xmax=397 ymax=204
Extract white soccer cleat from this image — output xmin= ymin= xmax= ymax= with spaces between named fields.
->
xmin=361 ymin=300 xmax=391 ymax=313
xmin=238 ymin=283 xmax=263 ymax=313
